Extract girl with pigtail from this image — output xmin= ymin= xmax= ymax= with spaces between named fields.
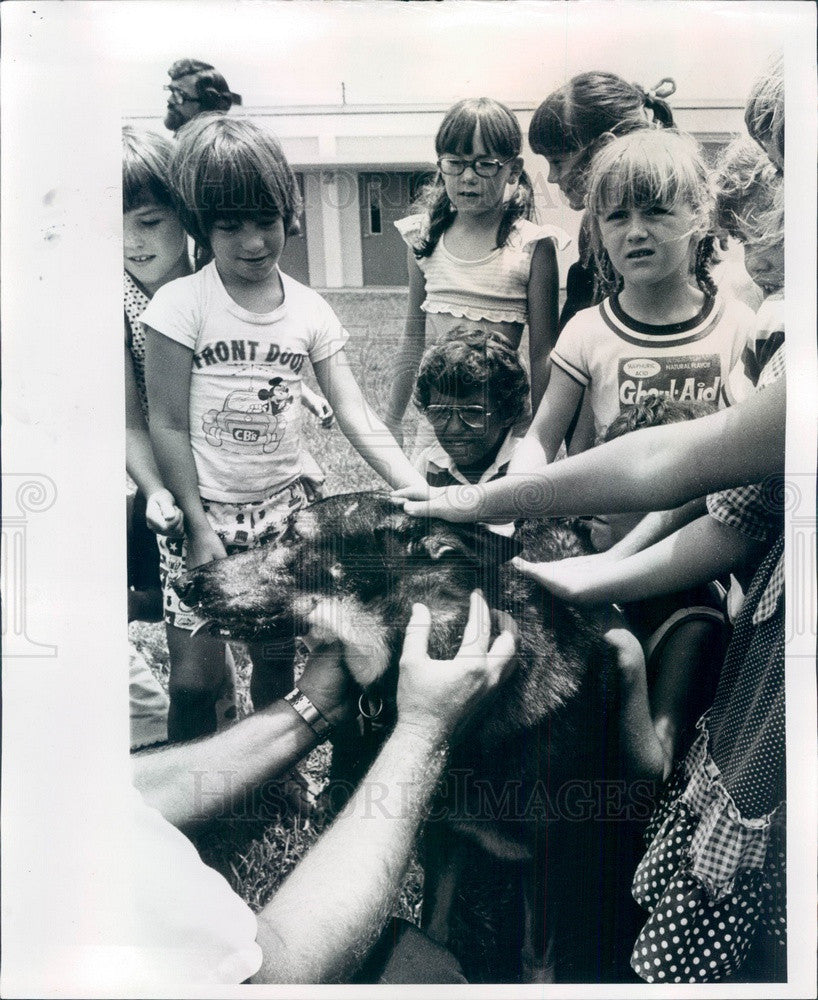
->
xmin=385 ymin=97 xmax=569 ymax=446
xmin=529 ymin=72 xmax=677 ymax=330
xmin=508 ymin=127 xmax=756 ymax=470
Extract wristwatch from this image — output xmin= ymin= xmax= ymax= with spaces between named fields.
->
xmin=284 ymin=687 xmax=333 ymax=741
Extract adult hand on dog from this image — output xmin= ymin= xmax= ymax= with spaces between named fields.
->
xmin=186 ymin=524 xmax=228 ymax=568
xmin=298 ymin=639 xmax=356 ymax=728
xmin=145 ymin=488 xmax=185 ymax=537
xmin=396 ymin=589 xmax=518 ymax=747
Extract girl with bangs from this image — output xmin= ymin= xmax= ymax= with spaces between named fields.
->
xmin=142 ymin=114 xmax=427 ymax=742
xmin=509 ymin=128 xmax=755 ymax=468
xmin=529 ymin=72 xmax=677 ymax=330
xmin=386 ymin=98 xmax=568 ymax=448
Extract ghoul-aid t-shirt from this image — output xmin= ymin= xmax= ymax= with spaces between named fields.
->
xmin=551 ymin=293 xmax=754 ymax=439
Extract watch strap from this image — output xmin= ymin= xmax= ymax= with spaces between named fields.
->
xmin=284 ymin=687 xmax=333 ymax=740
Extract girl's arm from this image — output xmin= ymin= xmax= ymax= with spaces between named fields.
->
xmin=144 ymin=326 xmax=227 ymax=567
xmin=599 ymin=498 xmax=709 ymax=563
xmin=125 ymin=344 xmax=183 ymax=536
xmin=313 ymin=348 xmax=428 ymax=491
xmin=603 ymin=627 xmax=666 ymax=783
xmin=506 ymin=366 xmax=584 ymax=475
xmin=394 ymin=375 xmax=785 ymax=522
xmin=513 ymin=514 xmax=764 ymax=606
xmin=526 ymin=238 xmax=559 ymax=412
xmin=649 ymin=619 xmax=725 ymax=775
xmin=384 ymin=250 xmax=427 ymax=445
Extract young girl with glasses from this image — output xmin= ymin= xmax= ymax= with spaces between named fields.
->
xmin=385 ymin=97 xmax=568 ymax=449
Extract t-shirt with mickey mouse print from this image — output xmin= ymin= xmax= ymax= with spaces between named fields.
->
xmin=141 ymin=263 xmax=348 ymax=503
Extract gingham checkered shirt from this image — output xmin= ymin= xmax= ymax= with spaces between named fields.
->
xmin=706 ymin=345 xmax=785 ymax=624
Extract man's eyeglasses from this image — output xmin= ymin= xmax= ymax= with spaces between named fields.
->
xmin=437 ymin=155 xmax=513 ymax=178
xmin=424 ymin=404 xmax=493 ymax=429
xmin=164 ymin=85 xmax=201 ymax=105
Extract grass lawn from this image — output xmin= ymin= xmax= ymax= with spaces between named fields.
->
xmin=130 ymin=288 xmax=427 ymax=921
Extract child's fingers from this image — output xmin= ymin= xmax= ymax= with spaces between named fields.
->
xmin=510 ymin=556 xmax=548 ymax=585
xmin=391 ymin=484 xmax=431 ymax=501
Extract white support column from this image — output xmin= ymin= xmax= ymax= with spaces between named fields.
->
xmin=304 ymin=172 xmax=326 ymax=288
xmin=337 ymin=168 xmax=363 ymax=288
xmin=318 ymin=171 xmax=347 ymax=288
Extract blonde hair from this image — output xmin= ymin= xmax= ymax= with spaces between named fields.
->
xmin=714 ymin=136 xmax=784 ymax=247
xmin=585 ymin=129 xmax=717 ymax=296
xmin=745 ymin=53 xmax=784 ymax=170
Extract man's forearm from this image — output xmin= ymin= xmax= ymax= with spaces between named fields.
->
xmin=132 ymin=700 xmax=318 ymax=827
xmin=252 ymin=723 xmax=448 ymax=984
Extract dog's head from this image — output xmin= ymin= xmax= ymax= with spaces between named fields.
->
xmin=175 ymin=491 xmax=521 ymax=687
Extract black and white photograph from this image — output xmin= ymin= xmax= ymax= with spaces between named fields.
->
xmin=2 ymin=1 xmax=816 ymax=995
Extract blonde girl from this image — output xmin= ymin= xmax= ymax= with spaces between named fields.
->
xmin=512 ymin=128 xmax=755 ymax=468
xmin=529 ymin=72 xmax=676 ymax=328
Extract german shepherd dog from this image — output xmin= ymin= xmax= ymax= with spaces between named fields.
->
xmin=176 ymin=491 xmax=643 ymax=983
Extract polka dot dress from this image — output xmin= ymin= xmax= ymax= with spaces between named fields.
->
xmin=630 ymin=537 xmax=786 ymax=983
xmin=124 ymin=271 xmax=151 ymax=418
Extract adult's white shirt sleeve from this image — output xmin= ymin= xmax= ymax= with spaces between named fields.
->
xmin=20 ymin=785 xmax=264 ymax=992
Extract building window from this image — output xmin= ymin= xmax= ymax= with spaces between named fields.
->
xmin=367 ymin=177 xmax=382 ymax=235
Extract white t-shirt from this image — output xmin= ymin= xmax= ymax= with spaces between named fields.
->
xmin=141 ymin=263 xmax=348 ymax=502
xmin=19 ymin=786 xmax=263 ymax=992
xmin=551 ymin=294 xmax=754 ymax=439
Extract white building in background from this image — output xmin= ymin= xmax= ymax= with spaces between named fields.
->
xmin=126 ymin=99 xmax=747 ymax=290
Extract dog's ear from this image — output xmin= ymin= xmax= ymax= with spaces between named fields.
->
xmin=414 ymin=531 xmax=464 ymax=560
xmin=413 ymin=524 xmax=521 ymax=564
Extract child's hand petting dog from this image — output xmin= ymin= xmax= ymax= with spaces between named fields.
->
xmin=186 ymin=524 xmax=228 ymax=568
xmin=512 ymin=553 xmax=602 ymax=605
xmin=145 ymin=488 xmax=184 ymax=537
xmin=396 ymin=590 xmax=518 ymax=747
